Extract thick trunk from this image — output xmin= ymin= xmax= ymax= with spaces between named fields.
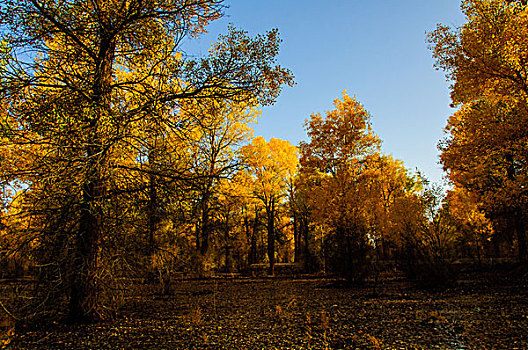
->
xmin=69 ymin=147 xmax=101 ymax=322
xmin=69 ymin=31 xmax=116 ymax=322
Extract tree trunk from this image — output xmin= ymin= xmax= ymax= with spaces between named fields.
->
xmin=69 ymin=31 xmax=116 ymax=322
xmin=200 ymin=195 xmax=210 ymax=256
xmin=243 ymin=212 xmax=251 ymax=265
xmin=514 ymin=212 xmax=528 ymax=263
xmin=250 ymin=236 xmax=258 ymax=266
xmin=147 ymin=165 xmax=158 ymax=256
xmin=69 ymin=146 xmax=101 ymax=322
xmin=267 ymin=202 xmax=275 ymax=276
xmin=473 ymin=233 xmax=482 ymax=267
xmin=505 ymin=154 xmax=527 ymax=263
xmin=302 ymin=215 xmax=309 ymax=268
xmin=195 ymin=222 xmax=201 ymax=252
xmin=249 ymin=207 xmax=259 ymax=265
xmin=293 ymin=211 xmax=300 ymax=263
xmin=224 ymin=213 xmax=231 ymax=272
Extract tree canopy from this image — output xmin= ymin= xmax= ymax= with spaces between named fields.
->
xmin=430 ymin=0 xmax=528 ymax=262
xmin=0 ymin=0 xmax=293 ymax=321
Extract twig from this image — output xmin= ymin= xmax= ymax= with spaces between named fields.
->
xmin=0 ymin=300 xmax=18 ymax=321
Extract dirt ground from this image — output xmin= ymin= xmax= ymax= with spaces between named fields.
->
xmin=4 ymin=270 xmax=528 ymax=349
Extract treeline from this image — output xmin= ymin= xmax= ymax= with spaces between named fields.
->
xmin=1 ymin=0 xmax=527 ymax=324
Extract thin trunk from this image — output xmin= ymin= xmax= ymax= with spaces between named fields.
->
xmin=293 ymin=211 xmax=300 ymax=263
xmin=514 ymin=212 xmax=528 ymax=263
xmin=267 ymin=201 xmax=275 ymax=276
xmin=195 ymin=222 xmax=201 ymax=252
xmin=250 ymin=235 xmax=257 ymax=265
xmin=505 ymin=154 xmax=527 ymax=262
xmin=473 ymin=232 xmax=482 ymax=267
xmin=302 ymin=215 xmax=309 ymax=266
xmin=224 ymin=211 xmax=231 ymax=272
xmin=201 ymin=155 xmax=216 ymax=257
xmin=147 ymin=169 xmax=158 ymax=256
xmin=493 ymin=235 xmax=501 ymax=259
xmin=224 ymin=237 xmax=231 ymax=273
xmin=200 ymin=199 xmax=210 ymax=256
xmin=249 ymin=206 xmax=259 ymax=265
xmin=243 ymin=211 xmax=251 ymax=265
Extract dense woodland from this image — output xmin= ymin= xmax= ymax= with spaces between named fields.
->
xmin=0 ymin=0 xmax=527 ymax=347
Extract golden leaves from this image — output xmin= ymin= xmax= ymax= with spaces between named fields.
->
xmin=430 ymin=0 xmax=528 ymax=107
xmin=298 ymin=92 xmax=420 ymax=245
xmin=240 ymin=136 xmax=298 ymax=203
xmin=432 ymin=1 xmax=528 ymax=261
xmin=300 ymin=91 xmax=380 ymax=175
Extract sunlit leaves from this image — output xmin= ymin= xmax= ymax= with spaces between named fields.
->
xmin=241 ymin=136 xmax=298 ymax=205
xmin=429 ymin=0 xmax=528 ymax=106
xmin=297 ymin=92 xmax=423 ymax=281
xmin=431 ymin=0 xmax=528 ymax=261
xmin=0 ymin=0 xmax=294 ymax=319
xmin=300 ymin=91 xmax=380 ymax=176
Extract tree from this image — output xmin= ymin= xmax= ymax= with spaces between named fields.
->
xmin=446 ymin=187 xmax=493 ymax=265
xmin=366 ymin=155 xmax=423 ymax=260
xmin=233 ymin=170 xmax=264 ymax=267
xmin=0 ymin=0 xmax=293 ymax=321
xmin=214 ymin=176 xmax=251 ymax=272
xmin=430 ymin=0 xmax=528 ymax=262
xmin=300 ymin=91 xmax=380 ymax=176
xmin=183 ymin=99 xmax=258 ymax=263
xmin=299 ymin=92 xmax=381 ymax=282
xmin=388 ymin=184 xmax=460 ymax=287
xmin=240 ymin=136 xmax=298 ymax=275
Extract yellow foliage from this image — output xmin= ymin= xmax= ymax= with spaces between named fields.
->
xmin=431 ymin=0 xmax=528 ymax=260
xmin=241 ymin=136 xmax=298 ymax=205
xmin=299 ymin=92 xmax=421 ymax=245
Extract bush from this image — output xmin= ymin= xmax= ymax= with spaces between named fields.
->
xmin=397 ymin=244 xmax=457 ymax=289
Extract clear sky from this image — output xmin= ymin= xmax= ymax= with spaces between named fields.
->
xmin=186 ymin=1 xmax=466 ymax=184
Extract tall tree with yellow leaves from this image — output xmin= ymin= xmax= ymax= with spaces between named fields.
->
xmin=299 ymin=92 xmax=381 ymax=282
xmin=430 ymin=0 xmax=528 ymax=262
xmin=183 ymin=99 xmax=259 ymax=262
xmin=0 ymin=0 xmax=293 ymax=321
xmin=240 ymin=137 xmax=298 ymax=275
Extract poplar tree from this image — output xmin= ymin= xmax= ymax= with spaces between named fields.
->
xmin=0 ymin=0 xmax=293 ymax=321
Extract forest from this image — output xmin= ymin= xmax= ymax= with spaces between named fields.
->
xmin=0 ymin=0 xmax=527 ymax=349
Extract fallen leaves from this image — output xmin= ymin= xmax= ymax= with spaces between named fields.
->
xmin=6 ymin=271 xmax=528 ymax=349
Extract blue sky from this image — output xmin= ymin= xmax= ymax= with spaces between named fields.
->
xmin=187 ymin=1 xmax=466 ymax=184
